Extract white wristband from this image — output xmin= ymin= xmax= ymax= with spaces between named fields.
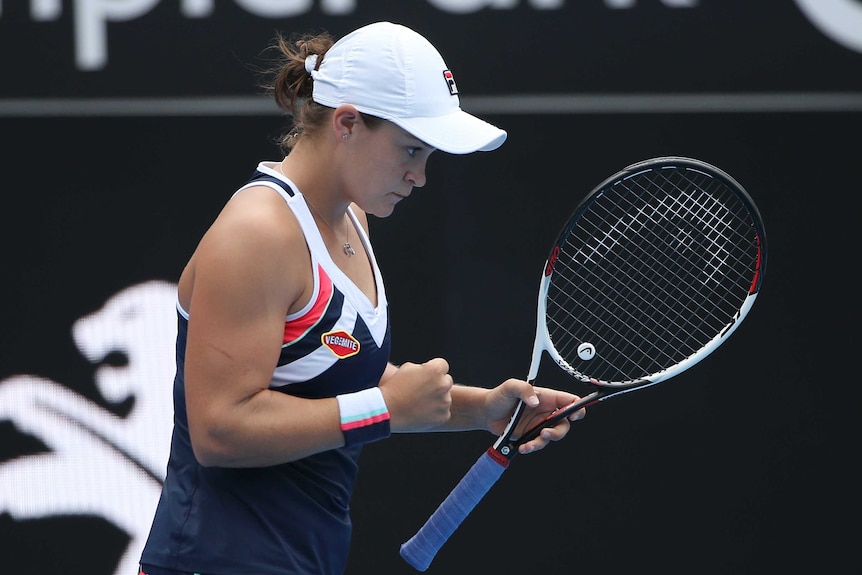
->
xmin=335 ymin=387 xmax=391 ymax=445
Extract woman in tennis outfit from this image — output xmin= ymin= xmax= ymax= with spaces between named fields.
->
xmin=138 ymin=21 xmax=585 ymax=575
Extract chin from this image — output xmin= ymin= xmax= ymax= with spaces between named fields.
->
xmin=368 ymin=200 xmax=400 ymax=218
xmin=368 ymin=206 xmax=396 ymax=218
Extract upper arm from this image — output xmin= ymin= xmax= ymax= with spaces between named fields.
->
xmin=181 ymin=189 xmax=309 ymax=450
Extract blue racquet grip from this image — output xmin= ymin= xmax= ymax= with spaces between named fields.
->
xmin=400 ymin=448 xmax=508 ymax=571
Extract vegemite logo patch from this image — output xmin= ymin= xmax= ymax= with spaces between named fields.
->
xmin=322 ymin=330 xmax=361 ymax=358
xmin=443 ymin=69 xmax=458 ymax=95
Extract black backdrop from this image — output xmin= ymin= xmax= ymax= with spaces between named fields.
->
xmin=1 ymin=2 xmax=860 ymax=574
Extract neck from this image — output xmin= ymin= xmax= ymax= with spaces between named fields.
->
xmin=275 ymin=161 xmax=356 ymax=257
xmin=275 ymin=157 xmax=349 ymax=219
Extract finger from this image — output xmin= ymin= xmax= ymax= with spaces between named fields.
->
xmin=522 ymin=420 xmax=573 ymax=454
xmin=518 ymin=416 xmax=573 ymax=454
xmin=518 ymin=435 xmax=549 ymax=454
xmin=569 ymin=406 xmax=586 ymax=421
xmin=423 ymin=357 xmax=450 ymax=374
xmin=544 ymin=392 xmax=586 ymax=421
xmin=541 ymin=417 xmax=571 ymax=441
xmin=533 ymin=387 xmax=578 ymax=407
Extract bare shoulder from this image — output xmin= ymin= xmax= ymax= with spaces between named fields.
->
xmin=180 ymin=185 xmax=311 ymax=314
xmin=217 ymin=185 xmax=305 ymax=244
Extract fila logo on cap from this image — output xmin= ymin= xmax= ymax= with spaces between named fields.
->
xmin=443 ymin=70 xmax=458 ymax=95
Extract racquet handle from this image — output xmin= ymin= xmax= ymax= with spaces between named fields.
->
xmin=400 ymin=448 xmax=508 ymax=571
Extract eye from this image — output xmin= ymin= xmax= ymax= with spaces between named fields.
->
xmin=407 ymin=146 xmax=419 ymax=157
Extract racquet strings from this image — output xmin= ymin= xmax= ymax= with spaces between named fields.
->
xmin=546 ymin=166 xmax=761 ymax=385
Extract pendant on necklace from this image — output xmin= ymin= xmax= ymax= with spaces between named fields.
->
xmin=343 ymin=243 xmax=356 ymax=256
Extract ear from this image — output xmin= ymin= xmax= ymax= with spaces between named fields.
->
xmin=332 ymin=104 xmax=361 ymax=141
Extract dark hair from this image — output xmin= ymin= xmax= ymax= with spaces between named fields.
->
xmin=260 ymin=30 xmax=383 ymax=154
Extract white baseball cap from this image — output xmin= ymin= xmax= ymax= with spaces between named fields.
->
xmin=308 ymin=21 xmax=507 ymax=155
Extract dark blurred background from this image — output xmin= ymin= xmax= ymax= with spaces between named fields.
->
xmin=1 ymin=1 xmax=860 ymax=574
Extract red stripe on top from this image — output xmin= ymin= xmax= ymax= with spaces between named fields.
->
xmin=283 ymin=264 xmax=333 ymax=344
xmin=340 ymin=411 xmax=391 ymax=431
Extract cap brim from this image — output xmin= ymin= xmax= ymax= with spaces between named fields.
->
xmin=389 ymin=109 xmax=507 ymax=155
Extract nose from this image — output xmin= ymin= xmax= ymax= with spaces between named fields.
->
xmin=406 ymin=164 xmax=427 ymax=188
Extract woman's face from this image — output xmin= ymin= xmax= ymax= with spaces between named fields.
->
xmin=344 ymin=120 xmax=436 ymax=218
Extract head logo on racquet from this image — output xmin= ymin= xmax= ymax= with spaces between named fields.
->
xmin=577 ymin=342 xmax=596 ymax=360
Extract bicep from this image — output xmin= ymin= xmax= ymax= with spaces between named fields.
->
xmin=182 ymin=199 xmax=306 ymax=446
xmin=184 ymin=268 xmax=286 ymax=424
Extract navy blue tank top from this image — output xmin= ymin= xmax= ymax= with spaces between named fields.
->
xmin=140 ymin=164 xmax=392 ymax=574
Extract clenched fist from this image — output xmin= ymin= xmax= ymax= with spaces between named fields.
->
xmin=379 ymin=358 xmax=453 ymax=432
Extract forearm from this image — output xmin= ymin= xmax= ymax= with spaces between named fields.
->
xmin=434 ymin=384 xmax=491 ymax=432
xmin=190 ymin=389 xmax=346 ymax=467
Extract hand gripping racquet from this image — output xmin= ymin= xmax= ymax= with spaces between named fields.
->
xmin=399 ymin=156 xmax=767 ymax=571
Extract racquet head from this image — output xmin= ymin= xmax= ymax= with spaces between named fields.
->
xmin=531 ymin=155 xmax=766 ymax=394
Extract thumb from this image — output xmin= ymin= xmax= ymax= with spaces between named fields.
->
xmin=506 ymin=379 xmax=539 ymax=407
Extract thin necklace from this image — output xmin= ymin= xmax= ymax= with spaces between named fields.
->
xmin=305 ymin=196 xmax=356 ymax=257
xmin=275 ymin=162 xmax=355 ymax=256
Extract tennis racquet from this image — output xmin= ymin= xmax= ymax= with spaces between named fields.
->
xmin=399 ymin=156 xmax=767 ymax=571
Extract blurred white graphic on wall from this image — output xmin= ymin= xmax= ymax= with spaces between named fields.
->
xmin=0 ymin=281 xmax=178 ymax=575
xmin=794 ymin=0 xmax=862 ymax=53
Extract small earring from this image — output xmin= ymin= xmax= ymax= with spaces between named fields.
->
xmin=342 ymin=134 xmax=349 ymax=140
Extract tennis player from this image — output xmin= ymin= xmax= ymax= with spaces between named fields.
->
xmin=138 ymin=21 xmax=585 ymax=575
